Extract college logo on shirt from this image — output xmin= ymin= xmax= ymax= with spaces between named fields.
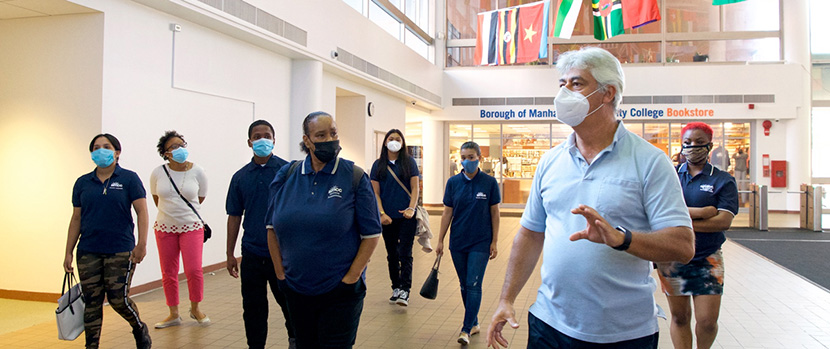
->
xmin=327 ymin=185 xmax=343 ymax=199
xmin=476 ymin=192 xmax=487 ymax=200
xmin=699 ymin=184 xmax=714 ymax=193
xmin=109 ymin=182 xmax=124 ymax=190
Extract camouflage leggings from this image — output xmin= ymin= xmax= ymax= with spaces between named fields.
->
xmin=77 ymin=251 xmax=144 ymax=348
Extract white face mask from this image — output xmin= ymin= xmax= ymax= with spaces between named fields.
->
xmin=554 ymin=87 xmax=604 ymax=127
xmin=387 ymin=140 xmax=402 ymax=153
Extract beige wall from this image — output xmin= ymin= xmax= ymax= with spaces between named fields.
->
xmin=0 ymin=13 xmax=104 ymax=293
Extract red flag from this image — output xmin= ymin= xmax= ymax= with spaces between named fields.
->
xmin=516 ymin=1 xmax=549 ymax=64
xmin=622 ymin=0 xmax=660 ymax=29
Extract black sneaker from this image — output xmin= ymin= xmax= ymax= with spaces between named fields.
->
xmin=396 ymin=290 xmax=409 ymax=306
xmin=389 ymin=288 xmax=401 ymax=304
xmin=133 ymin=322 xmax=152 ymax=349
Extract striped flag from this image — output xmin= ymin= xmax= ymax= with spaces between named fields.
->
xmin=713 ymin=0 xmax=746 ymax=5
xmin=622 ymin=0 xmax=660 ymax=29
xmin=497 ymin=7 xmax=520 ymax=65
xmin=553 ymin=0 xmax=580 ymax=39
xmin=475 ymin=1 xmax=550 ymax=66
xmin=593 ymin=0 xmax=624 ymax=40
xmin=474 ymin=10 xmax=499 ymax=65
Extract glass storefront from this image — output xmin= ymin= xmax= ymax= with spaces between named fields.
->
xmin=448 ymin=121 xmax=753 ymax=208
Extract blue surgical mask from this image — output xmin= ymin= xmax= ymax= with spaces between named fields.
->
xmin=171 ymin=147 xmax=189 ymax=163
xmin=91 ymin=148 xmax=115 ymax=168
xmin=462 ymin=159 xmax=479 ymax=174
xmin=252 ymin=138 xmax=275 ymax=157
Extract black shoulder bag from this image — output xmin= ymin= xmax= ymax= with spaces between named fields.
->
xmin=162 ymin=165 xmax=211 ymax=242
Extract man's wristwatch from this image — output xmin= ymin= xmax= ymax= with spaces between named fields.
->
xmin=612 ymin=226 xmax=632 ymax=251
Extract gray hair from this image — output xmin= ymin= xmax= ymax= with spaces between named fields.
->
xmin=556 ymin=47 xmax=624 ymax=110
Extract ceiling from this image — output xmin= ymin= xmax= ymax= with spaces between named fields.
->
xmin=0 ymin=0 xmax=95 ymax=20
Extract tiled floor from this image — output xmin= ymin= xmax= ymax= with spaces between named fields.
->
xmin=2 ymin=214 xmax=830 ymax=348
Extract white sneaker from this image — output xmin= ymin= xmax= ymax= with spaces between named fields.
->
xmin=470 ymin=325 xmax=480 ymax=335
xmin=389 ymin=288 xmax=401 ymax=304
xmin=458 ymin=332 xmax=470 ymax=345
xmin=396 ymin=290 xmax=409 ymax=306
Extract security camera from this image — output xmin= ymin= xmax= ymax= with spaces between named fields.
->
xmin=775 ymin=119 xmax=780 ymax=122
xmin=410 ymin=100 xmax=416 ymax=106
xmin=331 ymin=50 xmax=339 ymax=59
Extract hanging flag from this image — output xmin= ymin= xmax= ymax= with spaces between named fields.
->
xmin=516 ymin=1 xmax=550 ymax=63
xmin=474 ymin=10 xmax=499 ymax=65
xmin=713 ymin=0 xmax=746 ymax=5
xmin=553 ymin=0 xmax=580 ymax=39
xmin=593 ymin=0 xmax=624 ymax=40
xmin=622 ymin=0 xmax=660 ymax=29
xmin=497 ymin=7 xmax=520 ymax=65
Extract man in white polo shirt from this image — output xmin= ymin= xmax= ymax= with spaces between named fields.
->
xmin=487 ymin=47 xmax=694 ymax=348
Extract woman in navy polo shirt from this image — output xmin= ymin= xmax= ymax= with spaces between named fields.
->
xmin=370 ymin=128 xmax=420 ymax=306
xmin=657 ymin=122 xmax=738 ymax=349
xmin=435 ymin=141 xmax=500 ymax=345
xmin=63 ymin=133 xmax=152 ymax=349
xmin=266 ymin=111 xmax=382 ymax=348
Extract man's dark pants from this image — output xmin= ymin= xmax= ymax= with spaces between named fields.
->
xmin=528 ymin=312 xmax=659 ymax=349
xmin=281 ymin=278 xmax=366 ymax=348
xmin=240 ymin=253 xmax=295 ymax=349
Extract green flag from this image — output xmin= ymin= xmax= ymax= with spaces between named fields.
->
xmin=713 ymin=0 xmax=747 ymax=5
xmin=592 ymin=0 xmax=624 ymax=40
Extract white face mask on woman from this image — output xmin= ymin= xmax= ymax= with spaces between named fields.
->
xmin=387 ymin=140 xmax=402 ymax=153
xmin=554 ymin=87 xmax=604 ymax=127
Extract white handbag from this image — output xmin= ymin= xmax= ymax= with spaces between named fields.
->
xmin=56 ymin=272 xmax=85 ymax=340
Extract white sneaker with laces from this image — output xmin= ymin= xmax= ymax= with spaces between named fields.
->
xmin=389 ymin=288 xmax=401 ymax=304
xmin=396 ymin=290 xmax=409 ymax=306
xmin=458 ymin=332 xmax=470 ymax=345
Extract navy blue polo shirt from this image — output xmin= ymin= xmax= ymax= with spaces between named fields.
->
xmin=226 ymin=155 xmax=288 ymax=258
xmin=442 ymin=169 xmax=501 ymax=253
xmin=370 ymin=157 xmax=420 ymax=219
xmin=72 ymin=165 xmax=146 ymax=254
xmin=677 ymin=163 xmax=739 ymax=261
xmin=266 ymin=156 xmax=382 ymax=296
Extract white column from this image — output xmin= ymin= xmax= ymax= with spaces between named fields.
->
xmin=290 ymin=60 xmax=323 ymax=160
xmin=782 ymin=0 xmax=811 ymax=210
xmin=422 ymin=118 xmax=444 ymax=205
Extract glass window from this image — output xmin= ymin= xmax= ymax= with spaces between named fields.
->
xmin=813 ymin=64 xmax=830 ymax=101
xmin=666 ymin=38 xmax=779 ymax=62
xmin=473 ymin=124 xmax=502 ymax=138
xmin=554 ymin=42 xmax=662 ymax=64
xmin=405 ymin=29 xmax=430 ymax=60
xmin=449 ymin=123 xmax=472 ymax=138
xmin=723 ymin=0 xmax=779 ymax=31
xmin=344 ymin=0 xmax=363 ymax=14
xmin=665 ymin=0 xmax=719 ymax=33
xmin=624 ymin=122 xmax=644 ymax=137
xmin=644 ymin=123 xmax=670 ymax=155
xmin=812 ymin=0 xmax=830 ymax=54
xmin=370 ymin=1 xmax=402 ymax=39
xmin=813 ymin=108 xmax=830 ymax=178
xmin=419 ymin=0 xmax=429 ymax=32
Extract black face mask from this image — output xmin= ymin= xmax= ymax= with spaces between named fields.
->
xmin=312 ymin=140 xmax=341 ymax=163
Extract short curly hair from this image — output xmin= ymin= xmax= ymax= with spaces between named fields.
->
xmin=681 ymin=122 xmax=713 ymax=142
xmin=156 ymin=130 xmax=185 ymax=159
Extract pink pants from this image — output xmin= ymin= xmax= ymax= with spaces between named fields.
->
xmin=155 ymin=228 xmax=204 ymax=306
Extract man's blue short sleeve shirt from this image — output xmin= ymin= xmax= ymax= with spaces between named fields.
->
xmin=520 ymin=122 xmax=692 ymax=343
xmin=226 ymin=155 xmax=288 ymax=257
xmin=72 ymin=165 xmax=147 ymax=254
xmin=442 ymin=171 xmax=500 ymax=252
xmin=266 ymin=156 xmax=382 ymax=296
xmin=677 ymin=162 xmax=738 ymax=261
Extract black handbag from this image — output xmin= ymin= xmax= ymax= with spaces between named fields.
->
xmin=419 ymin=255 xmax=441 ymax=300
xmin=162 ymin=165 xmax=211 ymax=242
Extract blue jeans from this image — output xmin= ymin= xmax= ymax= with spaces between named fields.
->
xmin=450 ymin=250 xmax=490 ymax=333
xmin=528 ymin=312 xmax=659 ymax=348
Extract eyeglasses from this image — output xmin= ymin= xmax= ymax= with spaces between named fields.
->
xmin=166 ymin=142 xmax=187 ymax=152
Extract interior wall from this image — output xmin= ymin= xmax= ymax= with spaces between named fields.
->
xmin=323 ymin=74 xmax=407 ymax=170
xmin=0 ymin=14 xmax=104 ymax=293
xmin=336 ymin=95 xmax=368 ymax=167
